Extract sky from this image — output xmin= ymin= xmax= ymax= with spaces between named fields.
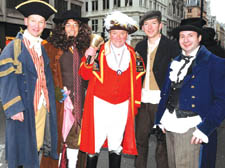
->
xmin=210 ymin=0 xmax=225 ymax=23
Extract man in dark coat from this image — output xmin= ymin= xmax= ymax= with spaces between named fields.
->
xmin=0 ymin=1 xmax=58 ymax=168
xmin=155 ymin=17 xmax=225 ymax=168
xmin=134 ymin=10 xmax=180 ymax=168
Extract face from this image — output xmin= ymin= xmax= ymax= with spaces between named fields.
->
xmin=24 ymin=15 xmax=46 ymax=37
xmin=109 ymin=29 xmax=128 ymax=48
xmin=142 ymin=18 xmax=162 ymax=40
xmin=65 ymin=19 xmax=79 ymax=37
xmin=179 ymin=31 xmax=202 ymax=55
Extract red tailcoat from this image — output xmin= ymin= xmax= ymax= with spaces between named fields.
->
xmin=79 ymin=41 xmax=145 ymax=155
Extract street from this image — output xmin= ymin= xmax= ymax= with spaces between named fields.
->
xmin=0 ymin=100 xmax=225 ymax=168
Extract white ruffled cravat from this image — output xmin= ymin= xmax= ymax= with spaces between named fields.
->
xmin=23 ymin=29 xmax=43 ymax=57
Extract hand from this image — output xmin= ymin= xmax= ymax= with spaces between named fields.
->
xmin=85 ymin=47 xmax=97 ymax=64
xmin=59 ymin=89 xmax=68 ymax=103
xmin=191 ymin=135 xmax=203 ymax=144
xmin=11 ymin=112 xmax=24 ymax=122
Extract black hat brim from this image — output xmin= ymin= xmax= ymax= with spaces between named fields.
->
xmin=172 ymin=25 xmax=202 ymax=38
xmin=53 ymin=17 xmax=89 ymax=24
xmin=15 ymin=0 xmax=57 ymax=20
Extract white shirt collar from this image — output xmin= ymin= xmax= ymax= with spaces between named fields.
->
xmin=182 ymin=46 xmax=200 ymax=59
xmin=23 ymin=29 xmax=43 ymax=57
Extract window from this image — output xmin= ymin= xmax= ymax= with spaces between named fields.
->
xmin=92 ymin=0 xmax=98 ymax=11
xmin=188 ymin=8 xmax=192 ymax=13
xmin=125 ymin=0 xmax=132 ymax=6
xmin=114 ymin=0 xmax=121 ymax=8
xmin=92 ymin=19 xmax=98 ymax=32
xmin=71 ymin=4 xmax=81 ymax=16
xmin=103 ymin=0 xmax=109 ymax=9
xmin=86 ymin=2 xmax=88 ymax=12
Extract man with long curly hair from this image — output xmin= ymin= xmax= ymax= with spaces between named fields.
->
xmin=40 ymin=10 xmax=91 ymax=168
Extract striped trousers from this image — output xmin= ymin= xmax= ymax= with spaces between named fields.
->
xmin=166 ymin=128 xmax=201 ymax=168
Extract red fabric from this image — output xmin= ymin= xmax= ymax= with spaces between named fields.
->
xmin=79 ymin=42 xmax=145 ymax=155
xmin=93 ymin=58 xmax=130 ymax=104
xmin=23 ymin=38 xmax=50 ymax=114
xmin=59 ymin=144 xmax=68 ymax=168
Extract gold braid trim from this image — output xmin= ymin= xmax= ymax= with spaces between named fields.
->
xmin=13 ymin=39 xmax=22 ymax=74
xmin=0 ymin=58 xmax=14 ymax=65
xmin=135 ymin=100 xmax=141 ymax=105
xmin=0 ymin=67 xmax=15 ymax=77
xmin=3 ymin=96 xmax=21 ymax=111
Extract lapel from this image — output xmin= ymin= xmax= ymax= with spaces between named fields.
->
xmin=182 ymin=45 xmax=210 ymax=86
xmin=153 ymin=35 xmax=167 ymax=69
xmin=41 ymin=45 xmax=50 ymax=73
xmin=20 ymin=40 xmax=37 ymax=77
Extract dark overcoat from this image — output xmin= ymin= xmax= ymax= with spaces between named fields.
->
xmin=0 ymin=33 xmax=58 ymax=168
xmin=135 ymin=35 xmax=180 ymax=90
xmin=155 ymin=45 xmax=225 ymax=137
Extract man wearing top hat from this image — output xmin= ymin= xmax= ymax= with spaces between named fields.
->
xmin=154 ymin=17 xmax=225 ymax=168
xmin=79 ymin=11 xmax=145 ymax=168
xmin=40 ymin=10 xmax=91 ymax=168
xmin=134 ymin=10 xmax=180 ymax=168
xmin=0 ymin=1 xmax=58 ymax=168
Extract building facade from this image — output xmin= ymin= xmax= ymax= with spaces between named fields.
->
xmin=167 ymin=0 xmax=184 ymax=37
xmin=82 ymin=0 xmax=169 ymax=47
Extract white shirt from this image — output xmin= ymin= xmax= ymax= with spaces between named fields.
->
xmin=106 ymin=44 xmax=130 ymax=73
xmin=141 ymin=37 xmax=161 ymax=104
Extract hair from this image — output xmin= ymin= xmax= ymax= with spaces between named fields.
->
xmin=47 ymin=19 xmax=91 ymax=55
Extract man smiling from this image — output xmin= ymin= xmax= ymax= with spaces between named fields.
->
xmin=155 ymin=18 xmax=225 ymax=168
xmin=0 ymin=1 xmax=58 ymax=168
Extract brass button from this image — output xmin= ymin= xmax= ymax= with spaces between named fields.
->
xmin=192 ymin=104 xmax=195 ymax=108
xmin=192 ymin=75 xmax=195 ymax=78
xmin=191 ymin=85 xmax=195 ymax=88
xmin=192 ymin=96 xmax=196 ymax=99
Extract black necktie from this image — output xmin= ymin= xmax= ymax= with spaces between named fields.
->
xmin=176 ymin=55 xmax=194 ymax=83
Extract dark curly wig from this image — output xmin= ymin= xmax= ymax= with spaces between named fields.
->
xmin=48 ymin=20 xmax=92 ymax=55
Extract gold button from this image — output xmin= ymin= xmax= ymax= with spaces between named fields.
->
xmin=192 ymin=96 xmax=196 ymax=99
xmin=192 ymin=75 xmax=195 ymax=78
xmin=192 ymin=104 xmax=195 ymax=108
xmin=191 ymin=85 xmax=195 ymax=88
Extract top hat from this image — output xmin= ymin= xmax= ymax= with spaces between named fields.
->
xmin=172 ymin=17 xmax=206 ymax=38
xmin=53 ymin=10 xmax=89 ymax=24
xmin=139 ymin=10 xmax=162 ymax=27
xmin=104 ymin=11 xmax=138 ymax=34
xmin=15 ymin=0 xmax=57 ymax=20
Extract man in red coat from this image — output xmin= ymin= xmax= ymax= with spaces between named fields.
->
xmin=79 ymin=11 xmax=145 ymax=168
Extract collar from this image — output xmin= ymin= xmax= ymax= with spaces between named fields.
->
xmin=148 ymin=35 xmax=161 ymax=53
xmin=182 ymin=46 xmax=200 ymax=59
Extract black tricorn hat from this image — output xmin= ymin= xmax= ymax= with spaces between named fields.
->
xmin=15 ymin=0 xmax=57 ymax=20
xmin=172 ymin=17 xmax=206 ymax=38
xmin=139 ymin=10 xmax=162 ymax=27
xmin=53 ymin=10 xmax=89 ymax=24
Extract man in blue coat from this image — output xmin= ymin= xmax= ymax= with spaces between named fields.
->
xmin=0 ymin=1 xmax=58 ymax=168
xmin=155 ymin=18 xmax=225 ymax=168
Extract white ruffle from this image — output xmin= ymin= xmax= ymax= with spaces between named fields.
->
xmin=169 ymin=58 xmax=193 ymax=83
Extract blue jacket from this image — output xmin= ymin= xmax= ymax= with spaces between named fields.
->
xmin=0 ymin=33 xmax=58 ymax=168
xmin=155 ymin=45 xmax=225 ymax=137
